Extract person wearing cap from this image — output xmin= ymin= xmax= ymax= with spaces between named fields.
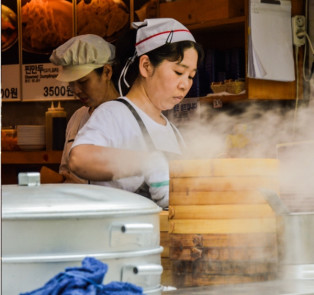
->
xmin=68 ymin=18 xmax=204 ymax=207
xmin=49 ymin=34 xmax=119 ymax=183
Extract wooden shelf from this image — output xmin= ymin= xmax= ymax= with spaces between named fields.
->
xmin=187 ymin=16 xmax=246 ymax=32
xmin=2 ymin=151 xmax=62 ymax=164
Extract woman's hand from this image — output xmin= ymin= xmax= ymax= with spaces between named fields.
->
xmin=143 ymin=151 xmax=169 ymax=208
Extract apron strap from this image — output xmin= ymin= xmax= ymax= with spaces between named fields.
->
xmin=116 ymin=98 xmax=183 ymax=151
xmin=116 ymin=98 xmax=155 ymax=150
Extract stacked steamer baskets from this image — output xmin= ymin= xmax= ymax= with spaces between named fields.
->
xmin=159 ymin=210 xmax=171 ymax=286
xmin=168 ymin=158 xmax=280 ymax=288
xmin=2 ymin=181 xmax=164 ymax=295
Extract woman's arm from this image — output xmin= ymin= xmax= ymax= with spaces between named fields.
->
xmin=68 ymin=144 xmax=147 ymax=181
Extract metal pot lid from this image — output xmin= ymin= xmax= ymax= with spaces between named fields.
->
xmin=2 ymin=183 xmax=161 ymax=219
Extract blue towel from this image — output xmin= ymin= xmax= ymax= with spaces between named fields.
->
xmin=20 ymin=257 xmax=144 ymax=295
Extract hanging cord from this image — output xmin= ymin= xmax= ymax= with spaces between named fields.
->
xmin=302 ymin=0 xmax=314 ymax=82
xmin=301 ymin=31 xmax=314 ymax=82
xmin=293 ymin=0 xmax=314 ymax=136
xmin=118 ymin=52 xmax=137 ymax=96
xmin=293 ymin=46 xmax=300 ymax=138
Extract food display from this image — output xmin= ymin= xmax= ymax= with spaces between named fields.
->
xmin=77 ymin=0 xmax=129 ymax=40
xmin=21 ymin=0 xmax=73 ymax=54
xmin=2 ymin=0 xmax=131 ymax=101
xmin=1 ymin=4 xmax=18 ymax=51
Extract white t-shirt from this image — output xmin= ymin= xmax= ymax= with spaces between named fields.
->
xmin=59 ymin=106 xmax=90 ymax=183
xmin=71 ymin=97 xmax=184 ymax=191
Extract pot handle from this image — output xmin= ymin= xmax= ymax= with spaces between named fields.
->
xmin=133 ymin=264 xmax=163 ymax=275
xmin=259 ymin=188 xmax=290 ymax=215
xmin=112 ymin=223 xmax=154 ymax=234
xmin=122 ymin=264 xmax=163 ymax=281
xmin=110 ymin=223 xmax=157 ymax=248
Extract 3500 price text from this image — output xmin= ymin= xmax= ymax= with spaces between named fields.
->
xmin=43 ymin=86 xmax=73 ymax=97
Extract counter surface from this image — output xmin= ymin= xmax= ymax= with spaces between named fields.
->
xmin=162 ymin=280 xmax=314 ymax=295
xmin=2 ymin=151 xmax=62 ymax=164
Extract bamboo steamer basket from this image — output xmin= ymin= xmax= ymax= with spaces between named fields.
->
xmin=168 ymin=158 xmax=279 ymax=288
xmin=159 ymin=211 xmax=172 ymax=286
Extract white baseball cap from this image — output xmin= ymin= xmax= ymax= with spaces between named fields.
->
xmin=132 ymin=18 xmax=195 ymax=56
xmin=49 ymin=34 xmax=115 ymax=82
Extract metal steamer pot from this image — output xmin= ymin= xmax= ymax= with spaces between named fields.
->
xmin=2 ymin=178 xmax=163 ymax=295
xmin=262 ymin=189 xmax=314 ymax=282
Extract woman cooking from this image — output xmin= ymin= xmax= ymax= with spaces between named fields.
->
xmin=49 ymin=34 xmax=119 ymax=183
xmin=68 ymin=18 xmax=204 ymax=208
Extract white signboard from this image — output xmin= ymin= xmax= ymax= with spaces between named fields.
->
xmin=1 ymin=65 xmax=20 ymax=100
xmin=22 ymin=63 xmax=74 ymax=101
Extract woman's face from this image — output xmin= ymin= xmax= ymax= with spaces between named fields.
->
xmin=68 ymin=69 xmax=108 ymax=108
xmin=145 ymin=47 xmax=198 ymax=111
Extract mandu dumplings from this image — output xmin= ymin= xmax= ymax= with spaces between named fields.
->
xmin=77 ymin=0 xmax=129 ymax=39
xmin=21 ymin=0 xmax=72 ymax=53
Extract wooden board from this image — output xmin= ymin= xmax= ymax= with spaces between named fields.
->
xmin=170 ymin=158 xmax=279 ymax=178
xmin=172 ymin=260 xmax=277 ymax=275
xmin=160 ymin=231 xmax=170 ymax=258
xmin=169 ymin=191 xmax=268 ymax=205
xmin=169 ymin=191 xmax=266 ymax=205
xmin=161 ymin=258 xmax=173 ymax=286
xmin=159 ymin=210 xmax=169 ymax=231
xmin=169 ymin=218 xmax=276 ymax=234
xmin=169 ymin=233 xmax=277 ymax=248
xmin=170 ymin=176 xmax=279 ymax=192
xmin=211 ymin=159 xmax=279 ymax=177
xmin=170 ymin=245 xmax=277 ymax=261
xmin=171 ymin=262 xmax=277 ymax=288
xmin=168 ymin=204 xmax=275 ymax=219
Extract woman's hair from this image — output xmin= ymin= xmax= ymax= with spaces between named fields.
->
xmin=114 ymin=28 xmax=204 ymax=94
xmin=94 ymin=67 xmax=105 ymax=76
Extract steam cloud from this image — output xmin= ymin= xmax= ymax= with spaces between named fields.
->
xmin=172 ymin=78 xmax=314 ymax=212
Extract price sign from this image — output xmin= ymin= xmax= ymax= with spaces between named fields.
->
xmin=20 ymin=0 xmax=74 ymax=101
xmin=22 ymin=63 xmax=74 ymax=101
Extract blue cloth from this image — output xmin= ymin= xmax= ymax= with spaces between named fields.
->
xmin=20 ymin=257 xmax=144 ymax=295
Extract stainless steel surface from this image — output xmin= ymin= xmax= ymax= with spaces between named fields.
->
xmin=281 ymin=264 xmax=314 ymax=280
xmin=2 ymin=183 xmax=161 ymax=218
xmin=2 ymin=184 xmax=161 ymax=253
xmin=2 ymin=184 xmax=163 ymax=295
xmin=162 ymin=280 xmax=314 ymax=295
xmin=3 ymin=248 xmax=163 ymax=295
xmin=279 ymin=212 xmax=314 ymax=265
xmin=260 ymin=189 xmax=314 ymax=279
